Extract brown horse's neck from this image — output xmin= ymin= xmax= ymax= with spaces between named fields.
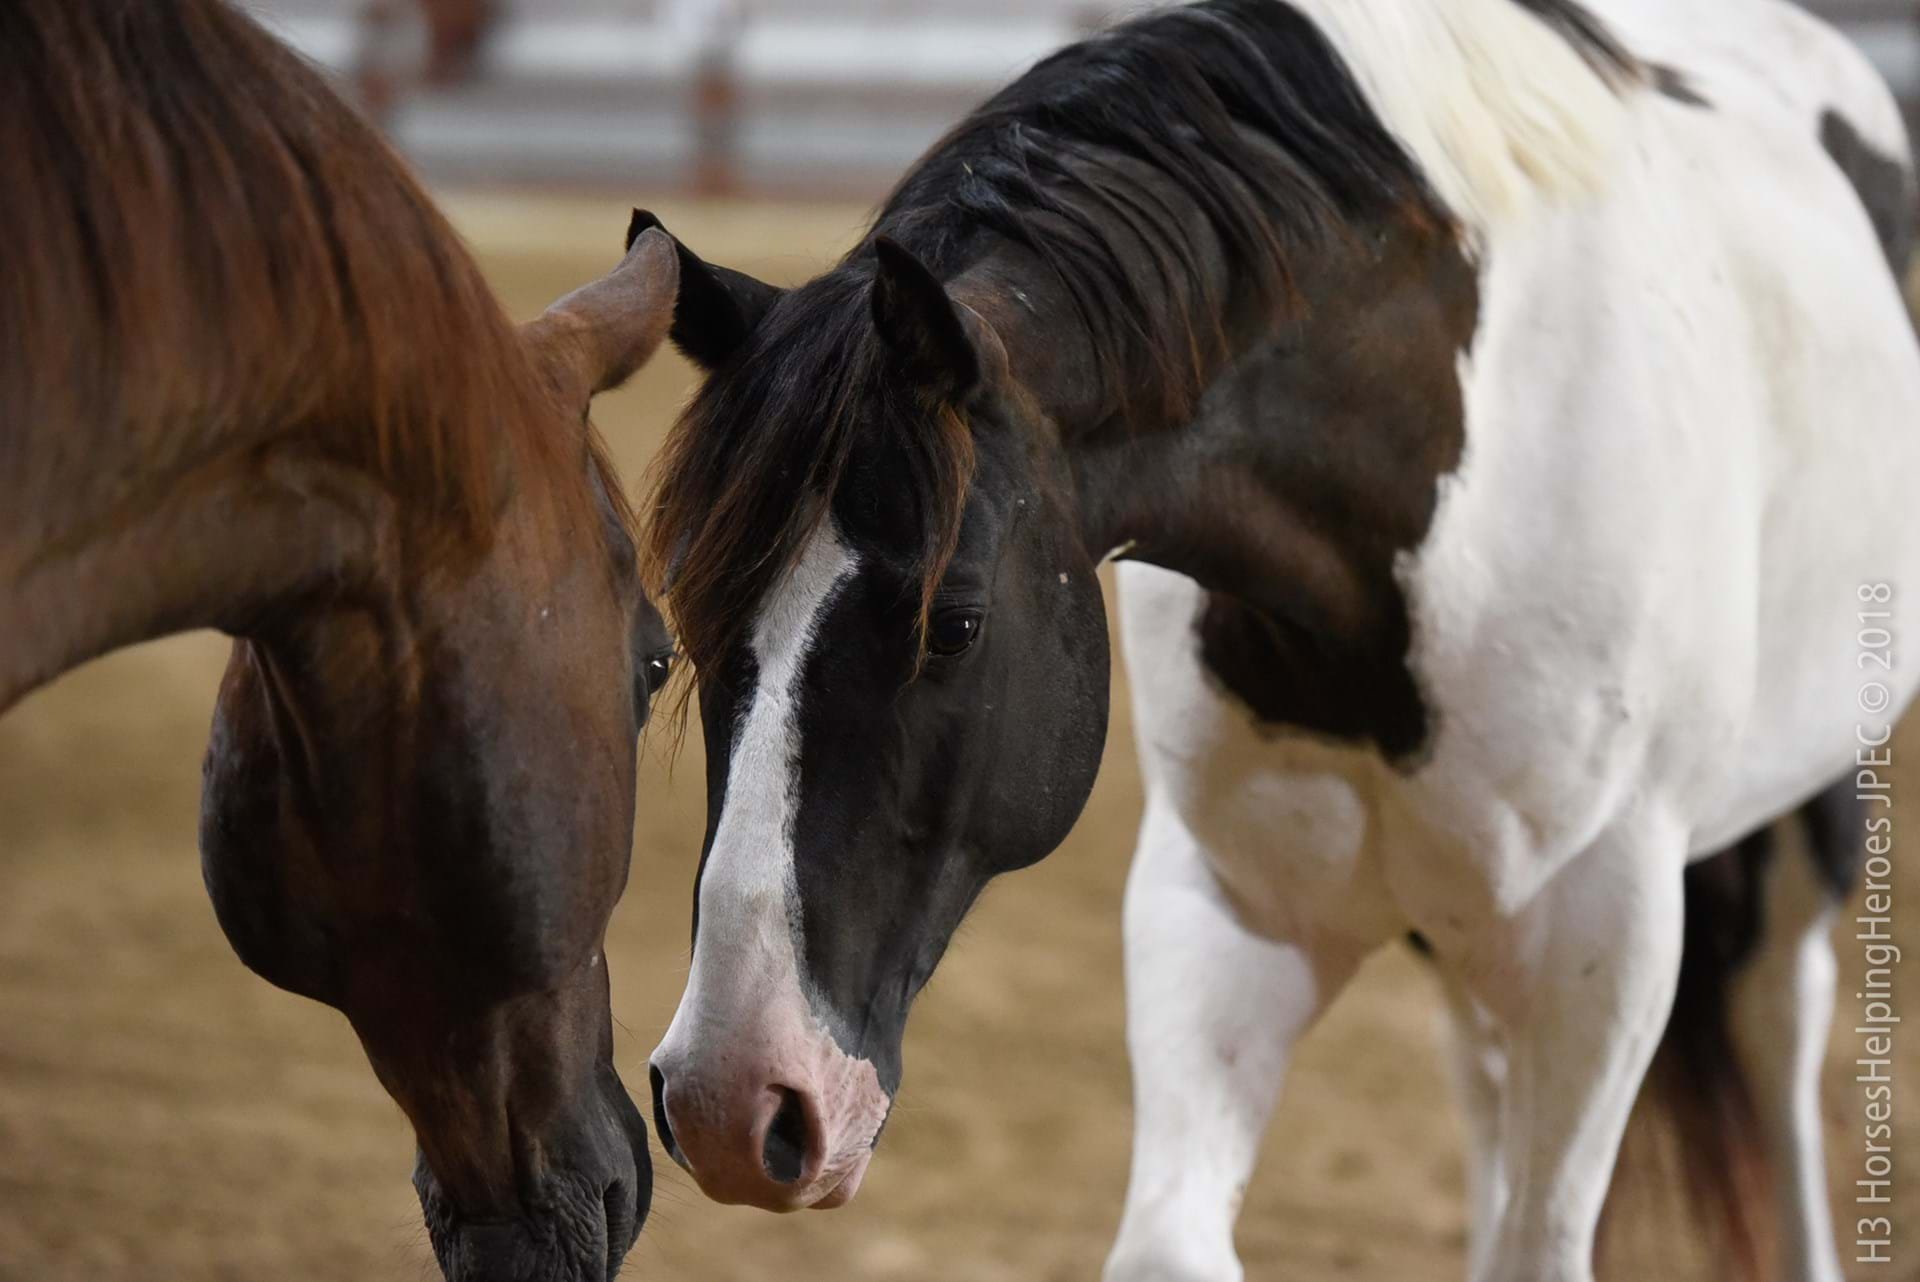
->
xmin=0 ymin=0 xmax=554 ymax=713
xmin=0 ymin=446 xmax=414 ymax=715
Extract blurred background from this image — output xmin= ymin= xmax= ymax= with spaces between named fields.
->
xmin=2 ymin=3 xmax=1919 ymax=1281
xmin=250 ymin=0 xmax=1920 ymax=193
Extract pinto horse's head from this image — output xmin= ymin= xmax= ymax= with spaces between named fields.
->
xmin=198 ymin=228 xmax=680 ymax=1281
xmin=639 ymin=221 xmax=1109 ymax=1211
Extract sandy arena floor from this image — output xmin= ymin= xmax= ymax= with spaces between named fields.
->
xmin=1 ymin=195 xmax=1915 ymax=1282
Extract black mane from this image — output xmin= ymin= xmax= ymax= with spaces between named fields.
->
xmin=870 ymin=0 xmax=1434 ymax=420
xmin=649 ymin=0 xmax=1639 ymax=677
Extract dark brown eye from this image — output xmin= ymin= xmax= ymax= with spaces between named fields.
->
xmin=928 ymin=608 xmax=983 ymax=657
xmin=641 ymin=650 xmax=673 ymax=694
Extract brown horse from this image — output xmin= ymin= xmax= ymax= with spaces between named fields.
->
xmin=0 ymin=3 xmax=677 ymax=1280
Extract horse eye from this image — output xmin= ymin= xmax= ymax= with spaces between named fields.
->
xmin=927 ymin=608 xmax=983 ymax=657
xmin=641 ymin=651 xmax=673 ymax=694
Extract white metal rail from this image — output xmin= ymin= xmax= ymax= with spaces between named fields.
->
xmin=243 ymin=1 xmax=1919 ymax=194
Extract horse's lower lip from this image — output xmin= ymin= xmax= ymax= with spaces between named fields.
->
xmin=604 ymin=1189 xmax=636 ymax=1280
xmin=809 ymin=1151 xmax=872 ymax=1210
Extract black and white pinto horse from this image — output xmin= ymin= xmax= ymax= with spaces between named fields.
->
xmin=639 ymin=1 xmax=1919 ymax=1278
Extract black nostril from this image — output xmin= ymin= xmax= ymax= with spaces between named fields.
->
xmin=762 ymin=1087 xmax=808 ymax=1184
xmin=648 ymin=1064 xmax=679 ymax=1162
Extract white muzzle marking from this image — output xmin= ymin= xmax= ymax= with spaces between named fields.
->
xmin=650 ymin=523 xmax=891 ymax=1210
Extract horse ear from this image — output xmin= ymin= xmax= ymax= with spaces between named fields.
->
xmin=627 ymin=209 xmax=783 ymax=370
xmin=869 ymin=235 xmax=980 ymax=398
xmin=522 ymin=225 xmax=681 ymax=405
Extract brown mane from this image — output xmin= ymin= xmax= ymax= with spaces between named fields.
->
xmin=0 ymin=0 xmax=584 ymax=542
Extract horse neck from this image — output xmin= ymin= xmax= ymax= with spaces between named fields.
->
xmin=0 ymin=437 xmax=427 ymax=715
xmin=984 ymin=203 xmax=1478 ymax=662
xmin=0 ymin=0 xmax=557 ymax=713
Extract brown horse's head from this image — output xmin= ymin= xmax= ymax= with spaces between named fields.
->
xmin=2 ymin=1 xmax=688 ymax=1273
xmin=198 ymin=228 xmax=679 ymax=1282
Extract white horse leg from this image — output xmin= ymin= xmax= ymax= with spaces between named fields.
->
xmin=1438 ymin=968 xmax=1509 ymax=1281
xmin=1474 ymin=823 xmax=1686 ymax=1282
xmin=1104 ymin=801 xmax=1360 ymax=1282
xmin=1728 ymin=824 xmax=1847 ymax=1282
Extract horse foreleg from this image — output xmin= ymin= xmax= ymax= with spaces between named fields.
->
xmin=1104 ymin=801 xmax=1359 ymax=1282
xmin=1438 ymin=970 xmax=1509 ymax=1281
xmin=1472 ymin=822 xmax=1686 ymax=1282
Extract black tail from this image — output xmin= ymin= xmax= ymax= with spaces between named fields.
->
xmin=1620 ymin=784 xmax=1862 ymax=1279
xmin=1636 ymin=825 xmax=1775 ymax=1278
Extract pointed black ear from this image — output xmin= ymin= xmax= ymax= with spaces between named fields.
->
xmin=627 ymin=209 xmax=783 ymax=370
xmin=870 ymin=235 xmax=979 ymax=398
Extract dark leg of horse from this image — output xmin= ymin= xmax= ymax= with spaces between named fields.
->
xmin=1725 ymin=789 xmax=1857 ymax=1282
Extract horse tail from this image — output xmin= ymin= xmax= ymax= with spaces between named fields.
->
xmin=1616 ymin=782 xmax=1861 ymax=1278
xmin=1635 ymin=826 xmax=1776 ymax=1278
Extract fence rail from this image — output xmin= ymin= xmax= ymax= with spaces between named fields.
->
xmin=244 ymin=1 xmax=1920 ymax=193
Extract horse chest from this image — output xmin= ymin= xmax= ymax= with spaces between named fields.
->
xmin=1120 ymin=562 xmax=1415 ymax=943
xmin=1126 ymin=548 xmax=1693 ymax=949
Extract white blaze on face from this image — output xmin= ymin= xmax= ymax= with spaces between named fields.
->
xmin=652 ymin=521 xmax=889 ymax=1210
xmin=699 ymin=521 xmax=855 ymax=963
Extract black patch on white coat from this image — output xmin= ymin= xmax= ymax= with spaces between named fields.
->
xmin=1819 ymin=109 xmax=1918 ymax=275
xmin=1152 ymin=218 xmax=1482 ymax=764
xmin=1512 ymin=0 xmax=1637 ymax=81
xmin=1651 ymin=64 xmax=1710 ymax=108
xmin=1512 ymin=1 xmax=1710 ymax=109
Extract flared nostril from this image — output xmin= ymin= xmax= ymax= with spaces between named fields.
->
xmin=761 ymin=1086 xmax=809 ymax=1184
xmin=648 ymin=1064 xmax=680 ymax=1164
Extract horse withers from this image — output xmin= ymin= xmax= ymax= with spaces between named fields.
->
xmin=0 ymin=4 xmax=678 ymax=1279
xmin=636 ymin=1 xmax=1918 ymax=1279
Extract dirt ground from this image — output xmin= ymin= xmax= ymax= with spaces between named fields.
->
xmin=2 ymin=195 xmax=1915 ymax=1282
